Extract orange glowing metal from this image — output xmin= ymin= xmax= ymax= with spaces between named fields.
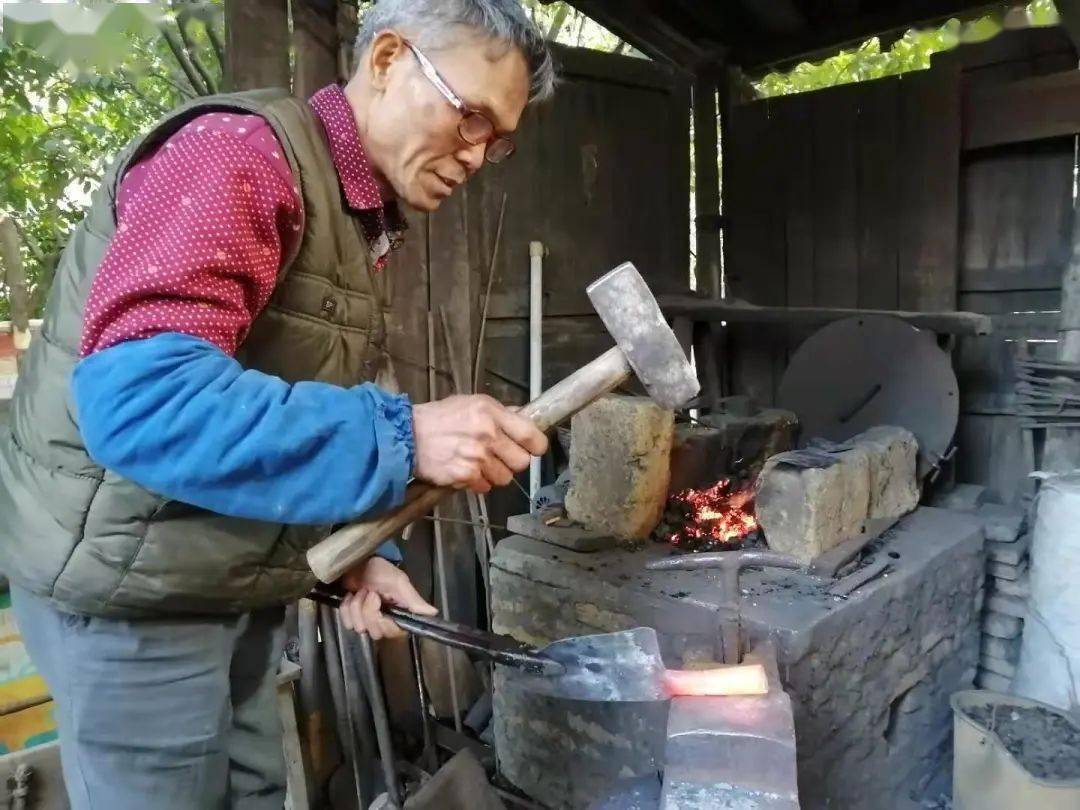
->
xmin=662 ymin=663 xmax=769 ymax=697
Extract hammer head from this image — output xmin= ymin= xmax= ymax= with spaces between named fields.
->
xmin=587 ymin=262 xmax=699 ymax=410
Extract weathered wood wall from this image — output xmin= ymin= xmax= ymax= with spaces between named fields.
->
xmin=386 ymin=44 xmax=690 ymax=629
xmin=724 ymin=27 xmax=1078 ymax=504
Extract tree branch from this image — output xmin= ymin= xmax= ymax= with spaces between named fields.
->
xmin=546 ymin=5 xmax=570 ymax=40
xmin=176 ymin=13 xmax=218 ymax=94
xmin=160 ymin=25 xmax=210 ymax=96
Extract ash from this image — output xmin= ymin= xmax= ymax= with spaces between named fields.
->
xmin=964 ymin=705 xmax=1080 ymax=781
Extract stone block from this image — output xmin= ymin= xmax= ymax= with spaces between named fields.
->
xmin=979 ymin=654 xmax=1018 ymax=679
xmin=987 ymin=558 xmax=1028 ymax=581
xmin=857 ymin=426 xmax=920 ymax=519
xmin=929 ymin=483 xmax=988 ymax=511
xmin=669 ymin=407 xmax=797 ymax=492
xmin=982 ymin=610 xmax=1023 ymax=639
xmin=975 ymin=668 xmax=1013 ymax=692
xmin=976 ymin=503 xmax=1026 ymax=542
xmin=990 ymin=572 xmax=1030 ymax=599
xmin=982 ymin=634 xmax=1021 ymax=663
xmin=565 ymin=395 xmax=674 ymax=541
xmin=756 ymin=426 xmax=918 ymax=564
xmin=985 ymin=592 xmax=1027 ymax=619
xmin=986 ymin=532 xmax=1030 ymax=566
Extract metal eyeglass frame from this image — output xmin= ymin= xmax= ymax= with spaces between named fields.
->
xmin=403 ymin=40 xmax=516 ymax=164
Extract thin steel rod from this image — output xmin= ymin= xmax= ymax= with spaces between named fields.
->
xmin=356 ymin=628 xmax=403 ymax=808
xmin=473 ymin=193 xmax=509 ymax=392
xmin=433 ymin=506 xmax=464 ymax=734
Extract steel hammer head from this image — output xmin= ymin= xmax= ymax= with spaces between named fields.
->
xmin=586 ymin=262 xmax=699 ymax=410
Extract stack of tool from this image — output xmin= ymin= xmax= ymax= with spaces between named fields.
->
xmin=1015 ymin=356 xmax=1080 ymax=428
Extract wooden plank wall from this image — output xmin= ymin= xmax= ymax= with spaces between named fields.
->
xmin=724 ymin=27 xmax=1077 ymax=504
xmin=385 ymin=44 xmax=690 ymax=630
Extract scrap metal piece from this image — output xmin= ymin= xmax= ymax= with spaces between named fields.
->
xmin=777 ymin=315 xmax=958 ymax=475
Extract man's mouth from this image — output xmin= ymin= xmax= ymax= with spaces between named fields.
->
xmin=432 ymin=172 xmax=459 ymax=195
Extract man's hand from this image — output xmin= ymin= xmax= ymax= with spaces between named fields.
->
xmin=412 ymin=394 xmax=548 ymax=493
xmin=338 ymin=557 xmax=438 ymax=640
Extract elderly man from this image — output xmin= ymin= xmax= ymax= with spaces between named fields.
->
xmin=0 ymin=1 xmax=554 ymax=807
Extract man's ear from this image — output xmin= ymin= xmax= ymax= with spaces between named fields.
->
xmin=368 ymin=31 xmax=408 ymax=92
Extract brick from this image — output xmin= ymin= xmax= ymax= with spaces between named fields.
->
xmin=985 ymin=592 xmax=1027 ymax=619
xmin=979 ymin=655 xmax=1018 ymax=679
xmin=564 ymin=395 xmax=674 ymax=541
xmin=975 ymin=668 xmax=1013 ymax=692
xmin=987 ymin=558 xmax=1028 ymax=581
xmin=986 ymin=532 xmax=1030 ymax=565
xmin=669 ymin=407 xmax=797 ymax=492
xmin=981 ymin=634 xmax=1021 ymax=663
xmin=976 ymin=503 xmax=1026 ymax=543
xmin=990 ymin=572 xmax=1030 ymax=599
xmin=930 ymin=483 xmax=988 ymax=511
xmin=982 ymin=610 xmax=1023 ymax=639
xmin=756 ymin=427 xmax=918 ymax=565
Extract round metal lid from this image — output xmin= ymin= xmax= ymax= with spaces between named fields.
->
xmin=777 ymin=315 xmax=958 ymax=471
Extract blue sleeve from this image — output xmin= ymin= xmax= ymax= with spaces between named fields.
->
xmin=71 ymin=333 xmax=415 ymax=528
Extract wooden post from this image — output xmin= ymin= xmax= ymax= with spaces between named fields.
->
xmin=693 ymin=73 xmax=722 ymax=300
xmin=293 ymin=0 xmax=340 ymax=98
xmin=224 ymin=0 xmax=290 ymax=91
xmin=0 ymin=216 xmax=30 ymax=370
xmin=1043 ymin=202 xmax=1080 ymax=471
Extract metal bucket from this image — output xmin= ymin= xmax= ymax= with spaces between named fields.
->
xmin=952 ymin=689 xmax=1080 ymax=810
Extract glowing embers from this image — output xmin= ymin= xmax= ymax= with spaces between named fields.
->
xmin=660 ymin=478 xmax=759 ymax=552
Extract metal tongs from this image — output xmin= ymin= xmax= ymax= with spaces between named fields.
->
xmin=308 ymin=583 xmax=564 ymax=676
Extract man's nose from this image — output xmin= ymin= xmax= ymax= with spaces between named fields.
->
xmin=457 ymin=141 xmax=486 ymax=175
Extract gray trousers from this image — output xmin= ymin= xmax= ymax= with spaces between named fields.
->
xmin=11 ymin=586 xmax=287 ymax=810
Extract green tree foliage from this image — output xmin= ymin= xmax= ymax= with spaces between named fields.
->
xmin=756 ymin=0 xmax=1060 ymax=98
xmin=0 ymin=1 xmax=222 ymax=320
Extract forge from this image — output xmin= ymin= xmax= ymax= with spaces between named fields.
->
xmin=492 ymin=507 xmax=983 ymax=809
xmin=490 ymin=325 xmax=983 ymax=809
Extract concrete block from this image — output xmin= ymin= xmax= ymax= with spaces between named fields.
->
xmin=986 ymin=532 xmax=1030 ymax=565
xmin=981 ymin=634 xmax=1021 ymax=663
xmin=929 ymin=483 xmax=988 ymax=511
xmin=669 ymin=407 xmax=797 ymax=492
xmin=976 ymin=503 xmax=1025 ymax=542
xmin=857 ymin=426 xmax=920 ymax=519
xmin=565 ymin=395 xmax=675 ymax=541
xmin=985 ymin=592 xmax=1027 ymax=619
xmin=975 ymin=668 xmax=1013 ymax=692
xmin=979 ymin=654 xmax=1018 ymax=679
xmin=982 ymin=610 xmax=1023 ymax=639
xmin=987 ymin=558 xmax=1028 ymax=581
xmin=756 ymin=426 xmax=918 ymax=564
xmin=990 ymin=572 xmax=1030 ymax=599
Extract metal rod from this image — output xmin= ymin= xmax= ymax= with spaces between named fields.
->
xmin=356 ymin=629 xmax=403 ymax=808
xmin=328 ymin=610 xmax=371 ymax=810
xmin=433 ymin=506 xmax=464 ymax=734
xmin=474 ymin=193 xmax=509 ymax=393
xmin=410 ymin=633 xmax=438 ymax=773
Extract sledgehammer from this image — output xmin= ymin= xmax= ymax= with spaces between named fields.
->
xmin=306 ymin=262 xmax=700 ymax=583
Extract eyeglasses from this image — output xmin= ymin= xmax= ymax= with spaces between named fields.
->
xmin=404 ymin=40 xmax=516 ymax=164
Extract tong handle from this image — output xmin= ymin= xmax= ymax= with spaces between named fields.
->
xmin=307 ymin=584 xmax=562 ymax=676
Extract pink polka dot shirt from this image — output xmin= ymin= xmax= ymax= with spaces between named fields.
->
xmin=80 ymin=85 xmax=403 ymax=358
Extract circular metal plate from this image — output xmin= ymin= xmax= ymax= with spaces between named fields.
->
xmin=777 ymin=315 xmax=958 ymax=470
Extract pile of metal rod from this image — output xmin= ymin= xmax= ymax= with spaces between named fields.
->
xmin=1016 ymin=356 xmax=1080 ymax=428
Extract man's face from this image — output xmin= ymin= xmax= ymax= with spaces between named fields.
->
xmin=361 ymin=32 xmax=531 ymax=212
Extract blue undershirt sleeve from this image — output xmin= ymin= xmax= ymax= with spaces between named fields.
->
xmin=71 ymin=333 xmax=415 ymax=537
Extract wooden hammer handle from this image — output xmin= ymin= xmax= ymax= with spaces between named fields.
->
xmin=307 ymin=347 xmax=632 ymax=582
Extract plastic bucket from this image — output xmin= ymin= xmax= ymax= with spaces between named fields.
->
xmin=952 ymin=689 xmax=1080 ymax=810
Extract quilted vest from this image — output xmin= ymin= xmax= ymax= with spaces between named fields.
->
xmin=0 ymin=89 xmax=392 ymax=616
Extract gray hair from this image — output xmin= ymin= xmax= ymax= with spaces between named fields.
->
xmin=355 ymin=0 xmax=555 ymax=103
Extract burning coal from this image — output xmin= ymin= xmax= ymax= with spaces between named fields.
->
xmin=657 ymin=479 xmax=759 ymax=552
